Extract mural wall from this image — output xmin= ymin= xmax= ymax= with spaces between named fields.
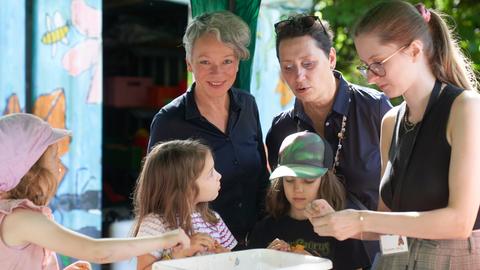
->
xmin=250 ymin=0 xmax=313 ymax=136
xmin=1 ymin=1 xmax=102 ymax=268
xmin=0 ymin=0 xmax=25 ymax=114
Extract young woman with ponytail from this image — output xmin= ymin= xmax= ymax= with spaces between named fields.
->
xmin=304 ymin=1 xmax=480 ymax=269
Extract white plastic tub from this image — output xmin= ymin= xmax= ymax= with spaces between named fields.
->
xmin=152 ymin=248 xmax=332 ymax=270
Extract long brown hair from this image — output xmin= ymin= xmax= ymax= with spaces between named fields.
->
xmin=6 ymin=145 xmax=58 ymax=206
xmin=353 ymin=0 xmax=477 ymax=91
xmin=266 ymin=170 xmax=346 ymax=219
xmin=132 ymin=139 xmax=218 ymax=236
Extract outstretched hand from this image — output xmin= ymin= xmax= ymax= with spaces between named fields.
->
xmin=162 ymin=228 xmax=191 ymax=250
xmin=172 ymin=233 xmax=214 ymax=258
xmin=309 ymin=209 xmax=363 ymax=241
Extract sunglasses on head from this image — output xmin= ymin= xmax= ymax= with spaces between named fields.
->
xmin=274 ymin=15 xmax=327 ymax=35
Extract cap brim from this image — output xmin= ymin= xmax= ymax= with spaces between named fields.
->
xmin=269 ymin=164 xmax=328 ymax=180
xmin=50 ymin=128 xmax=72 ymax=144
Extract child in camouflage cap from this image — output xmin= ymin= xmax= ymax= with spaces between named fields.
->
xmin=248 ymin=131 xmax=371 ymax=269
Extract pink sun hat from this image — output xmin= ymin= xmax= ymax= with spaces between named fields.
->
xmin=0 ymin=113 xmax=71 ymax=192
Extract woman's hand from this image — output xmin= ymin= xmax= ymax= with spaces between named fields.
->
xmin=209 ymin=241 xmax=230 ymax=253
xmin=64 ymin=260 xmax=91 ymax=270
xmin=309 ymin=209 xmax=363 ymax=241
xmin=172 ymin=233 xmax=214 ymax=258
xmin=267 ymin=238 xmax=291 ymax=252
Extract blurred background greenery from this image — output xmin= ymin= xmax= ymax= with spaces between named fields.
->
xmin=312 ymin=0 xmax=480 ymax=103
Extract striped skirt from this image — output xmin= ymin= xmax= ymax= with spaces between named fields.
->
xmin=372 ymin=231 xmax=480 ymax=270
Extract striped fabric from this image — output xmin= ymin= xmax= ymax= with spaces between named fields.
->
xmin=191 ymin=212 xmax=237 ymax=250
xmin=137 ymin=211 xmax=237 ymax=259
xmin=373 ymin=231 xmax=480 ymax=269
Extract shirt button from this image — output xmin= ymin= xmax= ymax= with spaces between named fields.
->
xmin=325 ymin=122 xmax=330 ymax=126
xmin=238 ymin=203 xmax=242 ymax=208
xmin=226 ymin=137 xmax=231 ymax=142
xmin=233 ymin=160 xmax=239 ymax=165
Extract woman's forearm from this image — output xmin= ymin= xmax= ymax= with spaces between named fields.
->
xmin=361 ymin=207 xmax=472 ymax=239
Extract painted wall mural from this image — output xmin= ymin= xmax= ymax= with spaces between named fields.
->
xmin=0 ymin=1 xmax=26 ymax=114
xmin=250 ymin=0 xmax=312 ymax=136
xmin=1 ymin=1 xmax=102 ymax=268
xmin=32 ymin=0 xmax=102 ymax=268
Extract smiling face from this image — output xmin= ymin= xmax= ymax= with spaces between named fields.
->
xmin=278 ymin=35 xmax=337 ymax=104
xmin=283 ymin=176 xmax=321 ymax=219
xmin=187 ymin=33 xmax=239 ymax=98
xmin=354 ymin=34 xmax=418 ymax=98
xmin=194 ymin=152 xmax=221 ymax=204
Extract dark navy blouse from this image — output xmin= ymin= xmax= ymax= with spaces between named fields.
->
xmin=148 ymin=83 xmax=270 ymax=243
xmin=266 ymin=71 xmax=392 ymax=210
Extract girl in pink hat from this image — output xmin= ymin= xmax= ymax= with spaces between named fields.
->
xmin=0 ymin=113 xmax=190 ymax=270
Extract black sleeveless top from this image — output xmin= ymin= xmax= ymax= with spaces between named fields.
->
xmin=381 ymin=82 xmax=480 ymax=230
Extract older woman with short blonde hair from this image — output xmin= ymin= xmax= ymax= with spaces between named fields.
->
xmin=148 ymin=11 xmax=269 ymax=249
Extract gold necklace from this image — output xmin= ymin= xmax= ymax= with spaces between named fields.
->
xmin=403 ymin=108 xmax=417 ymax=133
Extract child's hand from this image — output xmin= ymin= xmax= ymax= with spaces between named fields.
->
xmin=162 ymin=228 xmax=191 ymax=250
xmin=304 ymin=199 xmax=335 ymax=220
xmin=290 ymin=244 xmax=313 ymax=256
xmin=267 ymin=238 xmax=291 ymax=252
xmin=209 ymin=241 xmax=230 ymax=253
xmin=64 ymin=260 xmax=91 ymax=270
xmin=172 ymin=233 xmax=214 ymax=258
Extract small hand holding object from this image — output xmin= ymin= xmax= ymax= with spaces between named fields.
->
xmin=267 ymin=238 xmax=291 ymax=252
xmin=64 ymin=261 xmax=91 ymax=270
xmin=290 ymin=244 xmax=314 ymax=256
xmin=172 ymin=233 xmax=214 ymax=258
xmin=209 ymin=240 xmax=230 ymax=253
xmin=309 ymin=209 xmax=364 ymax=241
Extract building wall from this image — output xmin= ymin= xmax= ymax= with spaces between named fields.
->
xmin=1 ymin=0 xmax=102 ymax=268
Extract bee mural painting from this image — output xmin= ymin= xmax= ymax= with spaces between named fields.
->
xmin=62 ymin=0 xmax=102 ymax=104
xmin=41 ymin=11 xmax=70 ymax=58
xmin=32 ymin=1 xmax=103 ymax=268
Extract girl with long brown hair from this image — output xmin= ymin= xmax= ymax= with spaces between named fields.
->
xmin=133 ymin=139 xmax=236 ymax=270
xmin=248 ymin=131 xmax=370 ymax=270
xmin=0 ymin=113 xmax=190 ymax=270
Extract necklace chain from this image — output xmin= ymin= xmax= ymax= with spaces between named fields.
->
xmin=333 ymin=115 xmax=347 ymax=173
xmin=403 ymin=107 xmax=417 ymax=133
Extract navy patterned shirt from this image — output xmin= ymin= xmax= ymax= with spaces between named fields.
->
xmin=266 ymin=71 xmax=392 ymax=210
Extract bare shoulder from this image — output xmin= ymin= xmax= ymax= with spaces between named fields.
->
xmin=381 ymin=105 xmax=400 ymax=129
xmin=453 ymin=90 xmax=480 ymax=107
xmin=447 ymin=90 xmax=480 ymax=143
xmin=450 ymin=90 xmax=480 ymax=119
xmin=4 ymin=208 xmax=45 ymax=223
xmin=2 ymin=208 xmax=46 ymax=246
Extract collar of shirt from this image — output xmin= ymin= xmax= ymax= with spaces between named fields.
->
xmin=184 ymin=82 xmax=242 ymax=120
xmin=291 ymin=70 xmax=352 ymax=124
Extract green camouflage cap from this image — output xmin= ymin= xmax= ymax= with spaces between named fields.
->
xmin=270 ymin=131 xmax=334 ymax=180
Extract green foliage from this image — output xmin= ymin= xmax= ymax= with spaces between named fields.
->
xmin=312 ymin=0 xmax=480 ymax=104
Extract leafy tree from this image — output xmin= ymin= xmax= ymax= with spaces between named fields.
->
xmin=313 ymin=0 xmax=480 ymax=101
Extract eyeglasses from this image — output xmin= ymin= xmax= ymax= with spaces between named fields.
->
xmin=356 ymin=45 xmax=407 ymax=78
xmin=274 ymin=15 xmax=327 ymax=35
